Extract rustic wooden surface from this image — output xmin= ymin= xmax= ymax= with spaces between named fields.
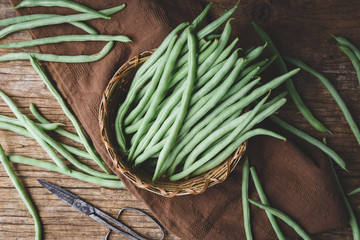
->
xmin=1 ymin=0 xmax=360 ymax=239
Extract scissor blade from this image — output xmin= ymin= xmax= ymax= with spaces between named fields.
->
xmin=37 ymin=179 xmax=78 ymax=207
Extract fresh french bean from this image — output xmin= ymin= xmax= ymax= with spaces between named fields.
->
xmin=197 ymin=5 xmax=237 ymax=39
xmin=0 ymin=146 xmax=42 ymax=240
xmin=0 ymin=114 xmax=62 ymax=130
xmin=0 ymin=35 xmax=131 ymax=49
xmin=269 ymin=115 xmax=346 ymax=170
xmin=0 ymin=41 xmax=114 ymax=62
xmin=285 ymin=56 xmax=360 ymax=146
xmin=242 ymin=157 xmax=253 ymax=240
xmin=336 ymin=44 xmax=360 ymax=85
xmin=0 ymin=14 xmax=97 ymax=34
xmin=30 ymin=56 xmax=109 ymax=174
xmin=252 ymin=22 xmax=330 ymax=133
xmin=0 ymin=5 xmax=125 ymax=38
xmin=327 ymin=142 xmax=360 ymax=240
xmin=8 ymin=155 xmax=123 ymax=188
xmin=189 ymin=2 xmax=213 ymax=29
xmin=250 ymin=167 xmax=286 ymax=240
xmin=29 ymin=104 xmax=82 ymax=144
xmin=333 ymin=35 xmax=360 ymax=61
xmin=153 ymin=31 xmax=197 ymax=180
xmin=172 ymin=128 xmax=285 ymax=179
xmin=12 ymin=0 xmax=110 ymax=19
xmin=248 ymin=199 xmax=311 ymax=240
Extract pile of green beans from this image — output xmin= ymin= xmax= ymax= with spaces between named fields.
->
xmin=116 ymin=4 xmax=296 ymax=182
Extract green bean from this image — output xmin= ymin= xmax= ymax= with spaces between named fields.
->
xmin=0 ymin=35 xmax=131 ymax=49
xmin=242 ymin=157 xmax=253 ymax=240
xmin=166 ymin=78 xmax=261 ymax=175
xmin=248 ymin=199 xmax=311 ymax=240
xmin=269 ymin=115 xmax=346 ymax=170
xmin=0 ymin=146 xmax=42 ymax=240
xmin=29 ymin=104 xmax=82 ymax=144
xmin=0 ymin=114 xmax=62 ymax=130
xmin=29 ymin=56 xmax=109 ymax=174
xmin=8 ymin=155 xmax=123 ymax=188
xmin=333 ymin=35 xmax=360 ymax=61
xmin=128 ymin=35 xmax=180 ymax=160
xmin=0 ymin=5 xmax=125 ymax=39
xmin=171 ymin=128 xmax=285 ymax=180
xmin=252 ymin=21 xmax=330 ymax=133
xmin=326 ymin=140 xmax=360 ymax=240
xmin=0 ymin=14 xmax=97 ymax=34
xmin=335 ymin=44 xmax=360 ymax=85
xmin=206 ymin=34 xmax=221 ymax=40
xmin=250 ymin=167 xmax=285 ymax=240
xmin=197 ymin=5 xmax=237 ymax=39
xmin=153 ymin=31 xmax=198 ymax=181
xmin=182 ymin=96 xmax=267 ymax=171
xmin=0 ymin=121 xmax=90 ymax=159
xmin=260 ymin=91 xmax=288 ymax=111
xmin=349 ymin=188 xmax=360 ymax=196
xmin=12 ymin=0 xmax=110 ymax=19
xmin=0 ymin=90 xmax=69 ymax=171
xmin=285 ymin=57 xmax=360 ymax=146
xmin=189 ymin=2 xmax=213 ymax=29
xmin=0 ymin=41 xmax=114 ymax=62
xmin=115 ymin=23 xmax=189 ymax=152
xmin=212 ymin=37 xmax=239 ymax=66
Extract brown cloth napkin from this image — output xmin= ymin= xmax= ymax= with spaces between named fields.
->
xmin=9 ymin=0 xmax=348 ymax=239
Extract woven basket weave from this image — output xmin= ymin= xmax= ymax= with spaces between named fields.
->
xmin=99 ymin=51 xmax=247 ymax=197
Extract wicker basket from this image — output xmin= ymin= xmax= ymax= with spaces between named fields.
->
xmin=99 ymin=51 xmax=247 ymax=197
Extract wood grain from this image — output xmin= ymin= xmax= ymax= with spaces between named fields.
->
xmin=0 ymin=0 xmax=359 ymax=239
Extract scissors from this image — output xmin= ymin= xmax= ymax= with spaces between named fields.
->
xmin=37 ymin=179 xmax=165 ymax=240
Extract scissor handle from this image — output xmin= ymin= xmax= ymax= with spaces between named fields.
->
xmin=105 ymin=207 xmax=165 ymax=240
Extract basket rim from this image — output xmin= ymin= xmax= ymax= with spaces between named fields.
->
xmin=99 ymin=51 xmax=247 ymax=197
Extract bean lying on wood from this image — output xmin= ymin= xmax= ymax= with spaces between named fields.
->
xmin=252 ymin=21 xmax=330 ymax=133
xmin=0 ymin=14 xmax=97 ymax=34
xmin=0 ymin=145 xmax=42 ymax=240
xmin=8 ymin=155 xmax=123 ymax=188
xmin=285 ymin=56 xmax=360 ymax=146
xmin=0 ymin=35 xmax=131 ymax=48
xmin=0 ymin=5 xmax=125 ymax=39
xmin=0 ymin=114 xmax=62 ymax=131
xmin=0 ymin=41 xmax=114 ymax=63
xmin=11 ymin=0 xmax=110 ymax=19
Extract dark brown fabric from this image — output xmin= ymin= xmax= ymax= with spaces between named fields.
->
xmin=9 ymin=0 xmax=348 ymax=239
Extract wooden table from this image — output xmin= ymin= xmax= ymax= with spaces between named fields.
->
xmin=0 ymin=0 xmax=359 ymax=239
